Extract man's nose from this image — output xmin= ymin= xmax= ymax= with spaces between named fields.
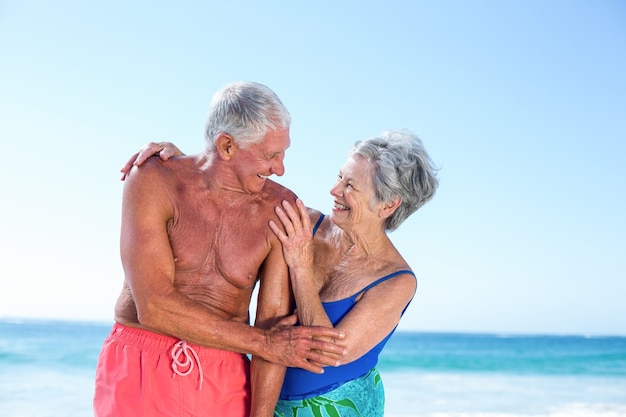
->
xmin=271 ymin=156 xmax=285 ymax=177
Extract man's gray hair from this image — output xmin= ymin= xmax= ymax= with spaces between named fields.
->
xmin=204 ymin=81 xmax=291 ymax=149
xmin=350 ymin=129 xmax=439 ymax=231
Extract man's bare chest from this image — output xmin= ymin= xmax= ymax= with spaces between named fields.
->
xmin=167 ymin=196 xmax=274 ymax=287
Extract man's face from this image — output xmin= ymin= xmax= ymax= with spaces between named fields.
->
xmin=232 ymin=127 xmax=290 ymax=193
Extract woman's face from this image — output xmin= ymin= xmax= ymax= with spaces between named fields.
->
xmin=329 ymin=154 xmax=382 ymax=230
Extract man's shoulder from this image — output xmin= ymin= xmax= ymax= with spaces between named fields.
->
xmin=262 ymin=180 xmax=297 ymax=201
xmin=127 ymin=155 xmax=199 ymax=182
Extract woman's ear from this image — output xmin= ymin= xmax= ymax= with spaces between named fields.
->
xmin=215 ymin=133 xmax=235 ymax=160
xmin=379 ymin=196 xmax=402 ymax=219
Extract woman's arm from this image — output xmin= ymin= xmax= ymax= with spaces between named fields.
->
xmin=269 ymin=199 xmax=332 ymax=329
xmin=270 ymin=199 xmax=416 ymax=363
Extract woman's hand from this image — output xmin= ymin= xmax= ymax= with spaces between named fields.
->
xmin=120 ymin=141 xmax=184 ymax=180
xmin=269 ymin=199 xmax=314 ymax=272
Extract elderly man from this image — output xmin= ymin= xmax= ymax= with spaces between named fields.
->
xmin=94 ymin=81 xmax=345 ymax=417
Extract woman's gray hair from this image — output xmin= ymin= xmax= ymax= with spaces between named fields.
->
xmin=204 ymin=81 xmax=291 ymax=149
xmin=350 ymin=129 xmax=439 ymax=231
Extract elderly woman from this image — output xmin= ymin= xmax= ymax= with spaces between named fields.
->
xmin=124 ymin=129 xmax=439 ymax=417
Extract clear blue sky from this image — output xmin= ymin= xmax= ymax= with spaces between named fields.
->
xmin=1 ymin=1 xmax=624 ymax=335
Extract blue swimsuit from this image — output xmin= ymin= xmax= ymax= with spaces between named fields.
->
xmin=274 ymin=214 xmax=416 ymax=417
xmin=279 ymin=268 xmax=415 ymax=400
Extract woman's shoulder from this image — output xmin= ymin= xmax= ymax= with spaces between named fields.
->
xmin=306 ymin=207 xmax=324 ymax=221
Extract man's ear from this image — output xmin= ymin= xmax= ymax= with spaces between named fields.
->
xmin=379 ymin=196 xmax=402 ymax=219
xmin=215 ymin=133 xmax=236 ymax=160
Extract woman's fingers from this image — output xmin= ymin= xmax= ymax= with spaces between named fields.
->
xmin=272 ymin=199 xmax=312 ymax=244
xmin=281 ymin=199 xmax=311 ymax=233
xmin=295 ymin=198 xmax=311 ymax=231
xmin=268 ymin=220 xmax=285 ymax=240
xmin=274 ymin=205 xmax=295 ymax=237
xmin=119 ymin=152 xmax=141 ymax=179
xmin=281 ymin=200 xmax=301 ymax=225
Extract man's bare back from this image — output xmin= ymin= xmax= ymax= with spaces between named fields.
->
xmin=115 ymin=154 xmax=296 ymax=329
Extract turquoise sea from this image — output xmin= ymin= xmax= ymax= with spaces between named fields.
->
xmin=1 ymin=319 xmax=625 ymax=417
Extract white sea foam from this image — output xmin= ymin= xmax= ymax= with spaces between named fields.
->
xmin=387 ymin=403 xmax=626 ymax=417
xmin=381 ymin=371 xmax=626 ymax=417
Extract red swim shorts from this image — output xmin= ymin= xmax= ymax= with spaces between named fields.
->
xmin=93 ymin=323 xmax=251 ymax=417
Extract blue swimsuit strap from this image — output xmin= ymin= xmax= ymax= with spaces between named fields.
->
xmin=350 ymin=269 xmax=415 ymax=301
xmin=312 ymin=213 xmax=325 ymax=236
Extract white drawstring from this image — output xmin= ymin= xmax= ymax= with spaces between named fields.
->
xmin=171 ymin=341 xmax=203 ymax=390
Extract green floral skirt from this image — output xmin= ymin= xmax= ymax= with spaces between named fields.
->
xmin=274 ymin=368 xmax=385 ymax=417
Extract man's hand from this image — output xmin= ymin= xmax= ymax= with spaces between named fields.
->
xmin=120 ymin=141 xmax=184 ymax=180
xmin=264 ymin=322 xmax=347 ymax=374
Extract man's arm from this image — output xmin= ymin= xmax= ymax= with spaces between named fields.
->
xmin=120 ymin=152 xmax=347 ymax=369
xmin=249 ymin=233 xmax=292 ymax=417
xmin=120 ymin=161 xmax=269 ymax=353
